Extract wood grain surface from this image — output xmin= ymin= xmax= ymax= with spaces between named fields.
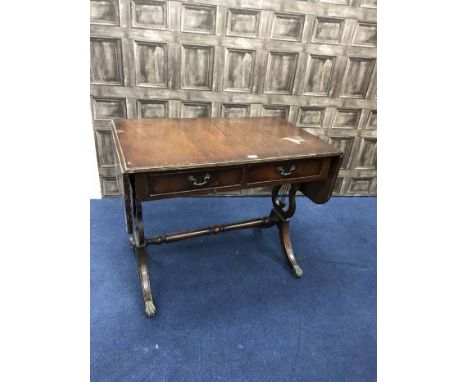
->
xmin=91 ymin=0 xmax=377 ymax=196
xmin=113 ymin=117 xmax=340 ymax=173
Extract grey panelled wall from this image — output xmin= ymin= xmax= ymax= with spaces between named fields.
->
xmin=90 ymin=0 xmax=377 ymax=196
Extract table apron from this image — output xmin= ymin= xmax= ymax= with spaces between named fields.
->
xmin=133 ymin=157 xmax=333 ymax=202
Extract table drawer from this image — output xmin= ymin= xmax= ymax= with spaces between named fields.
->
xmin=147 ymin=168 xmax=243 ymax=196
xmin=246 ymin=158 xmax=327 ymax=184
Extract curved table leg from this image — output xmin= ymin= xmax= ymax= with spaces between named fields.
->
xmin=135 ymin=245 xmax=156 ymax=317
xmin=130 ymin=181 xmax=156 ymax=317
xmin=277 ymin=220 xmax=303 ymax=278
xmin=271 ymin=184 xmax=304 ymax=278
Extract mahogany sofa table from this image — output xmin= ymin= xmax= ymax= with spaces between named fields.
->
xmin=112 ymin=117 xmax=342 ymax=317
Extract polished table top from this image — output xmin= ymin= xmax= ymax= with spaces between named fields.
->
xmin=112 ymin=117 xmax=340 ymax=173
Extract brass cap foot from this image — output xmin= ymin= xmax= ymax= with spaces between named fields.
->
xmin=293 ymin=265 xmax=303 ymax=278
xmin=145 ymin=300 xmax=156 ymax=317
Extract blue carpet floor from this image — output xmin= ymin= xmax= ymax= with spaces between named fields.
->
xmin=91 ymin=196 xmax=376 ymax=382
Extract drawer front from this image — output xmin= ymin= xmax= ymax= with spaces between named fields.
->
xmin=147 ymin=168 xmax=243 ymax=196
xmin=247 ymin=158 xmax=327 ymax=184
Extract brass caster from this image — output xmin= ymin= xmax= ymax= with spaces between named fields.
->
xmin=145 ymin=300 xmax=156 ymax=317
xmin=293 ymin=265 xmax=303 ymax=278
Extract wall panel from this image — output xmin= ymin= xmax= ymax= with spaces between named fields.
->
xmin=90 ymin=0 xmax=377 ymax=196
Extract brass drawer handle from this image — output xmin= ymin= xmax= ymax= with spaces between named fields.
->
xmin=277 ymin=165 xmax=296 ymax=177
xmin=188 ymin=174 xmax=211 ymax=187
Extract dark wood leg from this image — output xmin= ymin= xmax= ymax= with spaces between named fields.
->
xmin=271 ymin=184 xmax=303 ymax=278
xmin=129 ymin=178 xmax=156 ymax=317
xmin=277 ymin=219 xmax=303 ymax=277
xmin=135 ymin=245 xmax=156 ymax=317
xmin=122 ymin=174 xmax=133 ymax=235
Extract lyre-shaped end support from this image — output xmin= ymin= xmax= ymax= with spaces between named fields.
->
xmin=271 ymin=184 xmax=297 ymax=220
